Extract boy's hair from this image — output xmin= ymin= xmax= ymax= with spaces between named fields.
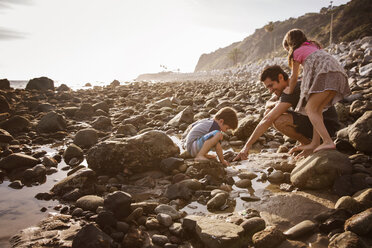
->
xmin=214 ymin=107 xmax=238 ymax=130
xmin=261 ymin=65 xmax=289 ymax=82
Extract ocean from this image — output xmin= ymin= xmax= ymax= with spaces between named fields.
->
xmin=9 ymin=80 xmax=116 ymax=91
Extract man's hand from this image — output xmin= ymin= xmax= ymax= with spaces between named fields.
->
xmin=233 ymin=149 xmax=249 ymax=161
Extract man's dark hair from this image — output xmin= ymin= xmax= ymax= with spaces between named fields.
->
xmin=215 ymin=107 xmax=238 ymax=130
xmin=260 ymin=65 xmax=289 ymax=82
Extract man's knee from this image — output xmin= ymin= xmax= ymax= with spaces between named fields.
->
xmin=273 ymin=114 xmax=292 ymax=131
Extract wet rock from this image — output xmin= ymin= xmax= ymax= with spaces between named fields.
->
xmin=348 ymin=111 xmax=372 ymax=153
xmin=76 ymin=195 xmax=104 ymax=212
xmin=344 ymin=208 xmax=372 ymax=236
xmin=0 ymin=153 xmax=39 ymax=172
xmin=234 ymin=115 xmax=260 ymax=141
xmin=91 ymin=116 xmax=112 ymax=131
xmin=268 ymin=171 xmax=284 ymax=184
xmin=290 ymin=150 xmax=352 ymax=190
xmin=87 ymin=131 xmax=179 ymax=174
xmin=9 ymin=180 xmax=23 ymax=189
xmin=0 ymin=128 xmax=13 ymax=143
xmin=36 ymin=111 xmax=66 ymax=133
xmin=284 ymin=220 xmax=317 ymax=239
xmin=152 ymin=234 xmax=169 ymax=246
xmin=104 ymin=191 xmax=133 ymax=219
xmin=252 ymin=226 xmax=285 ymax=248
xmin=167 ymin=106 xmax=194 ymax=127
xmin=160 ymin=157 xmax=184 ymax=173
xmin=185 ymin=160 xmax=226 ymax=184
xmin=42 ymin=156 xmax=58 ymax=167
xmin=240 ymin=217 xmax=266 ymax=235
xmin=26 ymin=77 xmax=54 ymax=91
xmin=353 ymin=188 xmax=372 ymax=209
xmin=35 ymin=192 xmax=53 ymax=201
xmin=156 ymin=213 xmax=173 ymax=227
xmin=333 ymin=174 xmax=370 ymax=197
xmin=51 ymin=168 xmax=96 ymax=196
xmin=238 ymin=172 xmax=257 ymax=180
xmin=155 ymin=204 xmax=181 ymax=220
xmin=328 ymin=231 xmax=369 ymax=248
xmin=72 ymin=223 xmax=113 ymax=248
xmin=63 ymin=144 xmax=84 ymax=165
xmin=235 ymin=179 xmax=252 ymax=188
xmin=96 ymin=210 xmax=116 ymax=229
xmin=183 ymin=215 xmax=250 ymax=248
xmin=207 ymin=192 xmax=228 ymax=210
xmin=318 ymin=209 xmax=351 ymax=233
xmin=165 ymin=179 xmax=201 ymax=200
xmin=73 ymin=128 xmax=99 ymax=149
xmin=126 ymin=207 xmax=143 ymax=222
xmin=117 ymin=124 xmax=137 ymax=136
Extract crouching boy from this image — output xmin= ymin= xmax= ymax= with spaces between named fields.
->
xmin=185 ymin=107 xmax=238 ymax=166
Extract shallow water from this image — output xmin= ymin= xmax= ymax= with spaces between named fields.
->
xmin=0 ymin=145 xmax=87 ymax=247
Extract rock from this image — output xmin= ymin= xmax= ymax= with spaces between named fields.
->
xmin=9 ymin=180 xmax=23 ymax=189
xmin=167 ymin=106 xmax=194 ymax=127
xmin=51 ymin=168 xmax=96 ymax=196
xmin=185 ymin=160 xmax=226 ymax=184
xmin=155 ymin=204 xmax=181 ymax=220
xmin=353 ymin=188 xmax=372 ymax=209
xmin=344 ymin=208 xmax=372 ymax=236
xmin=240 ymin=217 xmax=266 ymax=235
xmin=207 ymin=192 xmax=228 ymax=210
xmin=92 ymin=101 xmax=109 ymax=113
xmin=152 ymin=234 xmax=169 ymax=246
xmin=154 ymin=98 xmax=173 ymax=108
xmin=0 ymin=153 xmax=39 ymax=172
xmin=56 ymin=84 xmax=71 ymax=91
xmin=0 ymin=95 xmax=10 ymax=113
xmin=238 ymin=172 xmax=257 ymax=180
xmin=42 ymin=156 xmax=58 ymax=167
xmin=0 ymin=115 xmax=30 ymax=134
xmin=290 ymin=150 xmax=352 ymax=190
xmin=235 ymin=179 xmax=252 ymax=188
xmin=359 ymin=63 xmax=372 ymax=77
xmin=126 ymin=207 xmax=143 ymax=222
xmin=335 ymin=196 xmax=363 ymax=214
xmin=156 ymin=213 xmax=173 ymax=227
xmin=96 ymin=210 xmax=117 ymax=229
xmin=104 ymin=191 xmax=133 ymax=219
xmin=183 ymin=215 xmax=250 ymax=248
xmin=76 ymin=195 xmax=104 ymax=212
xmin=333 ymin=174 xmax=370 ymax=197
xmin=164 ymin=179 xmax=201 ymax=200
xmin=117 ymin=124 xmax=137 ymax=136
xmin=160 ymin=157 xmax=184 ymax=173
xmin=0 ymin=128 xmax=13 ymax=143
xmin=87 ymin=131 xmax=179 ymax=174
xmin=26 ymin=77 xmax=54 ymax=91
xmin=328 ymin=231 xmax=369 ymax=248
xmin=37 ymin=111 xmax=67 ymax=133
xmin=348 ymin=111 xmax=372 ymax=153
xmin=73 ymin=128 xmax=99 ymax=149
xmin=63 ymin=144 xmax=84 ymax=165
xmin=268 ymin=171 xmax=285 ymax=184
xmin=283 ymin=220 xmax=317 ymax=239
xmin=0 ymin=78 xmax=10 ymax=89
xmin=72 ymin=223 xmax=113 ymax=248
xmin=91 ymin=116 xmax=112 ymax=131
xmin=234 ymin=115 xmax=260 ymax=141
xmin=252 ymin=226 xmax=285 ymax=248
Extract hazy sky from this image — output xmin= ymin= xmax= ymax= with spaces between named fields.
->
xmin=0 ymin=0 xmax=350 ymax=84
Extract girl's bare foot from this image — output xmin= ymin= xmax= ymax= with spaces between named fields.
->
xmin=314 ymin=142 xmax=336 ymax=153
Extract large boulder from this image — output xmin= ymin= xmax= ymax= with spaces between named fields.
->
xmin=26 ymin=77 xmax=54 ymax=91
xmin=87 ymin=131 xmax=179 ymax=174
xmin=63 ymin=143 xmax=84 ymax=165
xmin=36 ymin=111 xmax=67 ymax=133
xmin=0 ymin=79 xmax=10 ymax=89
xmin=348 ymin=111 xmax=372 ymax=153
xmin=290 ymin=150 xmax=352 ymax=190
xmin=0 ymin=115 xmax=30 ymax=134
xmin=234 ymin=115 xmax=260 ymax=141
xmin=72 ymin=223 xmax=113 ymax=248
xmin=0 ymin=95 xmax=10 ymax=113
xmin=167 ymin=106 xmax=194 ymax=127
xmin=50 ymin=168 xmax=96 ymax=196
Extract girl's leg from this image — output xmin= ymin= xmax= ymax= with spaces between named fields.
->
xmin=305 ymin=90 xmax=336 ymax=152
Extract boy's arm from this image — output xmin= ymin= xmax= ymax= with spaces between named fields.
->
xmin=233 ymin=101 xmax=291 ymax=161
xmin=286 ymin=61 xmax=300 ymax=94
xmin=215 ymin=141 xmax=229 ymax=166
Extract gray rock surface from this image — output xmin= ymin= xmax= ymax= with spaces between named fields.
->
xmin=348 ymin=111 xmax=372 ymax=153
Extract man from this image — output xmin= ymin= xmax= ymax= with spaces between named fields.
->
xmin=234 ymin=65 xmax=340 ymax=160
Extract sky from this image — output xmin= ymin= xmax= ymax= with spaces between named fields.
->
xmin=0 ymin=0 xmax=350 ymax=85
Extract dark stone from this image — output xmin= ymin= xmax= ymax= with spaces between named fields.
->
xmin=104 ymin=191 xmax=133 ymax=219
xmin=36 ymin=111 xmax=67 ymax=133
xmin=160 ymin=157 xmax=184 ymax=173
xmin=26 ymin=77 xmax=54 ymax=91
xmin=0 ymin=115 xmax=30 ymax=134
xmin=96 ymin=211 xmax=117 ymax=229
xmin=73 ymin=128 xmax=99 ymax=149
xmin=344 ymin=208 xmax=372 ymax=236
xmin=0 ymin=95 xmax=10 ymax=113
xmin=63 ymin=144 xmax=84 ymax=165
xmin=72 ymin=223 xmax=113 ymax=248
xmin=0 ymin=153 xmax=39 ymax=172
xmin=0 ymin=79 xmax=10 ymax=89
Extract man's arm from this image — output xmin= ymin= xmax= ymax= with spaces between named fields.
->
xmin=233 ymin=101 xmax=292 ymax=161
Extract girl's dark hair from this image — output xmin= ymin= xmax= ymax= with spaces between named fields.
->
xmin=282 ymin=29 xmax=321 ymax=67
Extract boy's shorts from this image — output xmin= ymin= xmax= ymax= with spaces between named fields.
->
xmin=190 ymin=130 xmax=220 ymax=157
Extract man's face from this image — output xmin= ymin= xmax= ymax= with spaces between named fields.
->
xmin=263 ymin=74 xmax=287 ymax=96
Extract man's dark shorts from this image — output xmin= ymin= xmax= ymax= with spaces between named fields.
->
xmin=289 ymin=110 xmax=340 ymax=139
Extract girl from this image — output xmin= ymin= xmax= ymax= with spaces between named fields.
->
xmin=282 ymin=29 xmax=350 ymax=153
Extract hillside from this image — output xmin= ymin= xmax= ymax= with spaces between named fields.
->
xmin=194 ymin=0 xmax=372 ymax=72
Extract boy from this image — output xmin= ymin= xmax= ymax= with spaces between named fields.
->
xmin=185 ymin=107 xmax=238 ymax=166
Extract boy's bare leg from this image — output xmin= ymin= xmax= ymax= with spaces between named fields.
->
xmin=195 ymin=132 xmax=223 ymax=161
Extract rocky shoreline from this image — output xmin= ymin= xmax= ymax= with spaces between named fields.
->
xmin=0 ymin=36 xmax=372 ymax=248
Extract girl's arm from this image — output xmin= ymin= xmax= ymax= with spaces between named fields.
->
xmin=287 ymin=61 xmax=300 ymax=94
